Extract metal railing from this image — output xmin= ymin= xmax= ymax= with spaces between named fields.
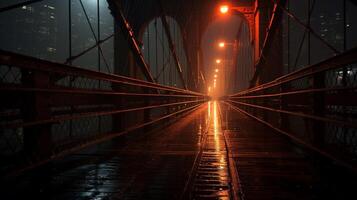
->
xmin=225 ymin=47 xmax=357 ymax=172
xmin=0 ymin=50 xmax=207 ymax=176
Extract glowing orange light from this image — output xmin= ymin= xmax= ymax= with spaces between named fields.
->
xmin=216 ymin=59 xmax=221 ymax=64
xmin=215 ymin=69 xmax=219 ymax=72
xmin=218 ymin=42 xmax=225 ymax=48
xmin=214 ymin=74 xmax=217 ymax=78
xmin=208 ymin=86 xmax=211 ymax=93
xmin=220 ymin=5 xmax=229 ymax=14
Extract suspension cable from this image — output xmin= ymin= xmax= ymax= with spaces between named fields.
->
xmin=65 ymin=33 xmax=114 ymax=65
xmin=154 ymin=19 xmax=172 ymax=80
xmin=292 ymin=0 xmax=316 ymax=69
xmin=273 ymin=0 xmax=340 ymax=54
xmin=78 ymin=0 xmax=111 ymax=73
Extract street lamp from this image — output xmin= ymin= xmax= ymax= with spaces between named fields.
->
xmin=218 ymin=42 xmax=225 ymax=48
xmin=219 ymin=5 xmax=229 ymax=14
xmin=217 ymin=41 xmax=237 ymax=49
xmin=215 ymin=39 xmax=238 ymax=96
xmin=219 ymin=4 xmax=244 ymax=15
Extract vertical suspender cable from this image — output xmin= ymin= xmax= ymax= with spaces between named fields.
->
xmin=97 ymin=0 xmax=101 ymax=132
xmin=307 ymin=0 xmax=311 ymax=65
xmin=155 ymin=18 xmax=158 ymax=80
xmin=148 ymin=21 xmax=151 ymax=70
xmin=287 ymin=0 xmax=290 ymax=72
xmin=343 ymin=0 xmax=347 ymax=51
xmin=68 ymin=0 xmax=73 ymax=138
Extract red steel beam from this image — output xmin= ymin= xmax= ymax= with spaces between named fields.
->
xmin=0 ymin=50 xmax=205 ymax=96
xmin=1 ymin=100 xmax=205 ymax=129
xmin=6 ymin=103 xmax=204 ymax=177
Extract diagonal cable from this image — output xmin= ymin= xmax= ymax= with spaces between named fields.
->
xmin=274 ymin=0 xmax=340 ymax=54
xmin=78 ymin=0 xmax=111 ymax=73
xmin=154 ymin=19 xmax=172 ymax=80
xmin=158 ymin=0 xmax=188 ymax=89
xmin=292 ymin=0 xmax=316 ymax=69
xmin=65 ymin=33 xmax=114 ymax=66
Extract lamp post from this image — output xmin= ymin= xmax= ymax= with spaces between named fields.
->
xmin=217 ymin=3 xmax=246 ymax=93
xmin=210 ymin=59 xmax=222 ymax=97
xmin=216 ymin=40 xmax=238 ymax=94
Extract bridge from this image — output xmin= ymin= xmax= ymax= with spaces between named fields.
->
xmin=0 ymin=0 xmax=356 ymax=199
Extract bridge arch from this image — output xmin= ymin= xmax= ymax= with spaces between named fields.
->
xmin=138 ymin=16 xmax=189 ymax=88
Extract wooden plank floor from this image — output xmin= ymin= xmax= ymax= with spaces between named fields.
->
xmin=0 ymin=105 xmax=209 ymax=200
xmin=1 ymin=102 xmax=356 ymax=200
xmin=220 ymin=103 xmax=357 ymax=200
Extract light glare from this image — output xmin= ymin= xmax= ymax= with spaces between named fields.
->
xmin=218 ymin=42 xmax=225 ymax=48
xmin=220 ymin=5 xmax=229 ymax=14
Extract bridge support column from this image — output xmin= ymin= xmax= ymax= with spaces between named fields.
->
xmin=22 ymin=70 xmax=52 ymax=158
xmin=312 ymin=73 xmax=325 ymax=147
xmin=113 ymin=23 xmax=132 ymax=133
